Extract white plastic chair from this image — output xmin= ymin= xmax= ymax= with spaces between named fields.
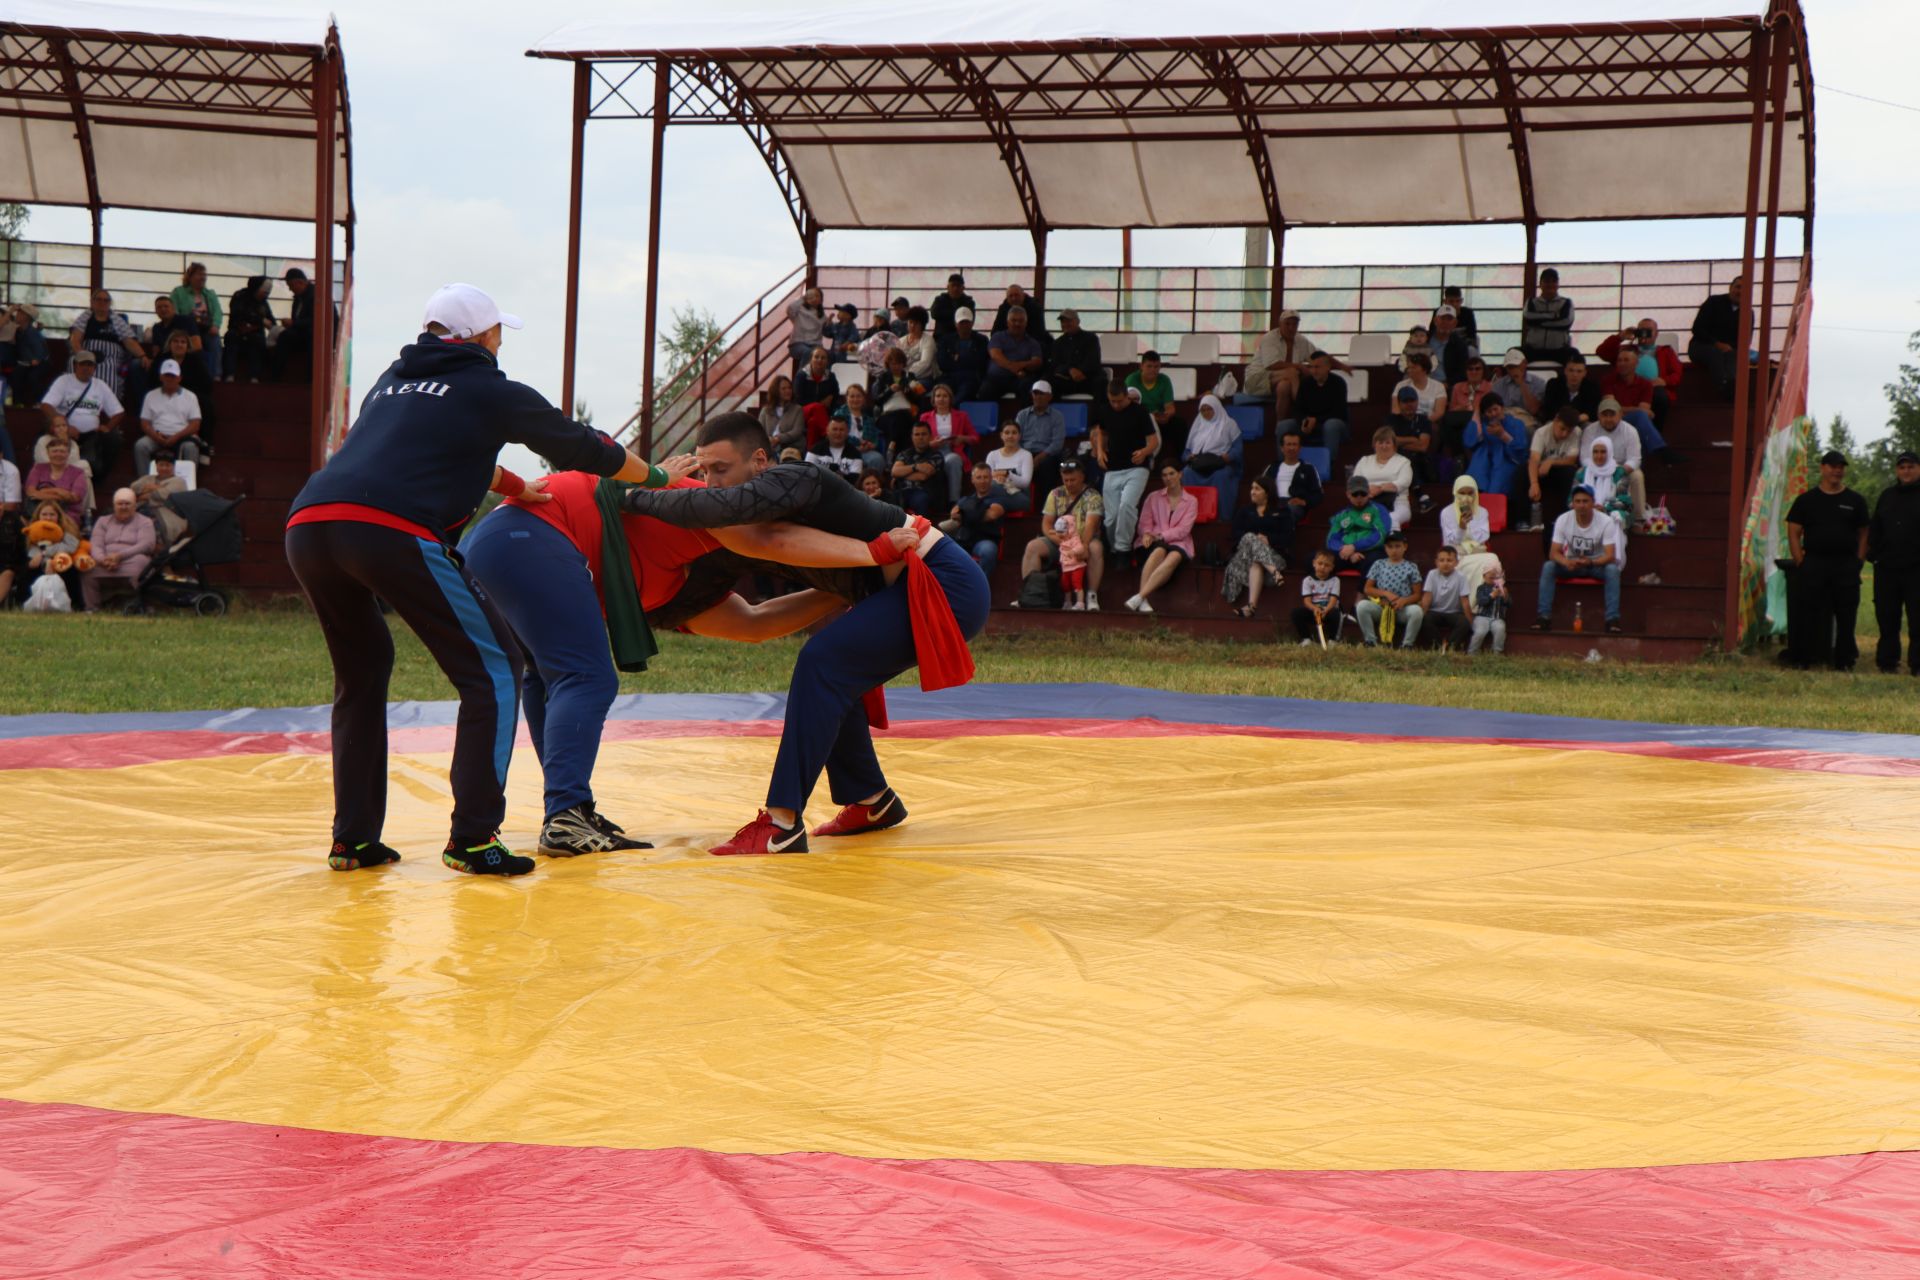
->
xmin=1164 ymin=366 xmax=1198 ymax=400
xmin=1169 ymin=333 xmax=1219 ymax=365
xmin=831 ymin=361 xmax=866 ymax=391
xmin=1099 ymin=332 xmax=1143 ymax=365
xmin=1343 ymin=369 xmax=1371 ymax=402
xmin=1347 ymin=333 xmax=1393 ymax=366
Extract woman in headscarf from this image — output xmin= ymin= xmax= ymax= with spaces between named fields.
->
xmin=1575 ymin=436 xmax=1635 ymax=527
xmin=1442 ymin=473 xmax=1504 ymax=595
xmin=1180 ymin=393 xmax=1244 ymax=519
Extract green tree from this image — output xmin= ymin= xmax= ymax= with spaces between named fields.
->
xmin=645 ymin=304 xmax=724 ymax=420
xmin=1870 ymin=329 xmax=1920 ymax=487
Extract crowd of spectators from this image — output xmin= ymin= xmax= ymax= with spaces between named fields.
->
xmin=1 ymin=262 xmax=335 ymax=610
xmin=711 ymin=268 xmax=1804 ymax=648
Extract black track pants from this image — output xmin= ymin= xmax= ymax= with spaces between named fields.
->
xmin=286 ymin=519 xmax=523 ymax=844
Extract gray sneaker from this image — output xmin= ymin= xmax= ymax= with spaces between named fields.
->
xmin=539 ymin=803 xmax=653 ymax=857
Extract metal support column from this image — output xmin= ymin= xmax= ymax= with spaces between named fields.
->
xmin=309 ymin=51 xmax=337 ymax=473
xmin=1272 ymin=226 xmax=1287 ymax=323
xmin=561 ymin=61 xmax=590 ymax=418
xmin=1754 ymin=21 xmax=1793 ymax=454
xmin=1723 ymin=28 xmax=1771 ymax=648
xmin=639 ymin=59 xmax=670 ymax=457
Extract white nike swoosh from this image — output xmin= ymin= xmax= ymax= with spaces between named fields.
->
xmin=770 ymin=826 xmax=806 ymax=852
xmin=866 ymin=794 xmax=896 ymax=822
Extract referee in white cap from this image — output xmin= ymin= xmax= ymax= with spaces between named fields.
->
xmin=286 ymin=283 xmax=659 ymax=876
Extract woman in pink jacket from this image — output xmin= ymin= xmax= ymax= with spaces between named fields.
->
xmin=1125 ymin=463 xmax=1200 ymax=615
xmin=83 ymin=487 xmax=156 ymax=611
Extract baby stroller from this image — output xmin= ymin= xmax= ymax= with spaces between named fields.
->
xmin=131 ymin=489 xmax=244 ymax=616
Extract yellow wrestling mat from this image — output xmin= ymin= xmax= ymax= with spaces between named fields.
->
xmin=6 ymin=727 xmax=1920 ymax=1173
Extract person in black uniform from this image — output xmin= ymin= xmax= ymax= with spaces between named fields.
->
xmin=1782 ymin=450 xmax=1870 ymax=671
xmin=1870 ymin=450 xmax=1920 ymax=674
xmin=285 ymin=283 xmax=659 ymax=875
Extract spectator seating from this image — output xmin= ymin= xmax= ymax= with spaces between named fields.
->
xmin=1059 ymin=401 xmax=1091 ymax=438
xmin=1298 ymin=446 xmax=1332 ymax=482
xmin=1227 ymin=404 xmax=1264 ymax=441
xmin=960 ymin=401 xmax=1000 ymax=431
xmin=1163 ymin=366 xmax=1198 ymax=400
xmin=1168 ymin=333 xmax=1219 ymax=365
xmin=1344 ymin=370 xmax=1372 ymax=401
xmin=1480 ymin=492 xmax=1509 ymax=533
xmin=832 ymin=361 xmax=866 ymax=391
xmin=1347 ymin=332 xmax=1393 ymax=366
xmin=1190 ymin=484 xmax=1219 ymax=524
xmin=1099 ymin=332 xmax=1143 ymax=366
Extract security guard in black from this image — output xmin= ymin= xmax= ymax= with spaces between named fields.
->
xmin=1784 ymin=452 xmax=1869 ymax=670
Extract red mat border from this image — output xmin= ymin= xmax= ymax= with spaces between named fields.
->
xmin=2 ymin=1097 xmax=1916 ymax=1279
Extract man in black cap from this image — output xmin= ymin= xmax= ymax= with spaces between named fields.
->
xmin=1870 ymin=450 xmax=1920 ymax=674
xmin=929 ymin=273 xmax=976 ymax=338
xmin=887 ymin=296 xmax=913 ymax=336
xmin=1783 ymin=450 xmax=1870 ymax=670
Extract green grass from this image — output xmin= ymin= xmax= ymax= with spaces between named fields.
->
xmin=1 ymin=603 xmax=1912 ymax=735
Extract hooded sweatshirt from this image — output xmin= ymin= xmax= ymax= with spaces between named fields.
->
xmin=290 ymin=332 xmax=628 ymax=541
xmin=1871 ymin=477 xmax=1920 ymax=571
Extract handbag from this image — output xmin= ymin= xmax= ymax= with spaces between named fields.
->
xmin=1643 ymin=495 xmax=1677 ymax=536
xmin=1186 ymin=452 xmax=1227 ymax=477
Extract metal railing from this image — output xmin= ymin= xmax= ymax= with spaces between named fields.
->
xmin=624 ymin=256 xmax=1803 ymax=459
xmin=0 ymin=237 xmax=344 ymax=333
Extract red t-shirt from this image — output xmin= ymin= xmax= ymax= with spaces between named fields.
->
xmin=506 ymin=471 xmax=719 ymax=613
xmin=1598 ymin=369 xmax=1657 ymax=410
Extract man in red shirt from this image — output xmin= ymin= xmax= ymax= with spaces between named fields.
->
xmin=1596 ymin=343 xmax=1685 ymax=465
xmin=461 ymin=466 xmax=912 ymax=858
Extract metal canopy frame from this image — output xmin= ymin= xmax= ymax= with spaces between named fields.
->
xmin=532 ymin=3 xmax=1813 ymax=646
xmin=1 ymin=16 xmax=357 ymax=468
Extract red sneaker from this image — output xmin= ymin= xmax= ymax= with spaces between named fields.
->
xmin=812 ymin=788 xmax=909 ymax=838
xmin=710 ymin=810 xmax=810 ymax=856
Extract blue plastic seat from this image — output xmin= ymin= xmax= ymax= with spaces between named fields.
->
xmin=1298 ymin=446 xmax=1332 ymax=480
xmin=960 ymin=401 xmax=1000 ymax=432
xmin=1058 ymin=401 xmax=1090 ymax=438
xmin=1227 ymin=403 xmax=1265 ymax=442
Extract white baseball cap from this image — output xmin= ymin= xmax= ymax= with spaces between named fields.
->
xmin=422 ymin=283 xmax=523 ymax=339
xmin=159 ymin=358 xmax=182 ymax=377
xmin=1031 ymin=379 xmax=1052 ymax=395
xmin=955 ymin=307 xmax=975 ymax=324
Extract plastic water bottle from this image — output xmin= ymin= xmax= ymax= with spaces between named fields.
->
xmin=1529 ymin=501 xmax=1544 ymax=528
xmin=1573 ymin=602 xmax=1585 ymax=633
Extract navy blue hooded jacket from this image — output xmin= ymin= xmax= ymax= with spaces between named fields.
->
xmin=291 ymin=333 xmax=628 ymax=540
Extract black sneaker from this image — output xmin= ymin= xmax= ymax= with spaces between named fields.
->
xmin=1605 ymin=619 xmax=1624 ymax=634
xmin=1531 ymin=617 xmax=1551 ymax=631
xmin=442 ymin=836 xmax=536 ymax=877
xmin=328 ymin=839 xmax=401 ymax=871
xmin=586 ymin=804 xmax=653 ymax=849
xmin=539 ymin=803 xmax=651 ymax=857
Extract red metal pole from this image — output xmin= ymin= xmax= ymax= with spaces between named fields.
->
xmin=1522 ymin=220 xmax=1538 ymax=301
xmin=1754 ymin=21 xmax=1792 ymax=460
xmin=1034 ymin=228 xmax=1049 ymax=310
xmin=1723 ymin=28 xmax=1770 ymax=649
xmin=639 ymin=59 xmax=670 ymax=457
xmin=309 ymin=49 xmax=337 ymax=474
xmin=561 ymin=61 xmax=589 ymax=418
xmin=1121 ymin=228 xmax=1133 ymax=330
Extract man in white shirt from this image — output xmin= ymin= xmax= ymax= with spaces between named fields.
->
xmin=135 ymin=358 xmax=204 ymax=474
xmin=39 ymin=349 xmax=125 ymax=480
xmin=1579 ymin=396 xmax=1647 ymax=524
xmin=1533 ymin=486 xmax=1627 ymax=632
xmin=1242 ymin=309 xmax=1314 ymax=410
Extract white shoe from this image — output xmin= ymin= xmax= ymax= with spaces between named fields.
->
xmin=1086 ymin=591 xmax=1100 ymax=612
xmin=1299 ymin=638 xmax=1314 ymax=646
xmin=1137 ymin=599 xmax=1154 ymax=614
xmin=1069 ymin=600 xmax=1086 ymax=612
xmin=1124 ymin=593 xmax=1143 ymax=612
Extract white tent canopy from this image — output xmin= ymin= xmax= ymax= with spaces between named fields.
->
xmin=531 ymin=0 xmax=1811 ymax=234
xmin=0 ymin=0 xmax=351 ymax=224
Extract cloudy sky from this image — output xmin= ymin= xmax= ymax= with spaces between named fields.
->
xmin=25 ymin=0 xmax=1920 ymax=460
